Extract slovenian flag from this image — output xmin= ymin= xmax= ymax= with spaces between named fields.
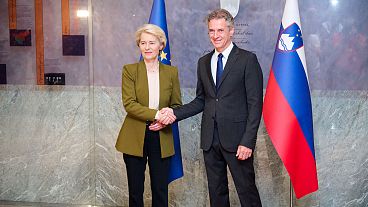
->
xmin=263 ymin=0 xmax=318 ymax=198
xmin=148 ymin=0 xmax=184 ymax=183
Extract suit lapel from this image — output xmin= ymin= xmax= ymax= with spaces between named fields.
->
xmin=138 ymin=61 xmax=149 ymax=107
xmin=205 ymin=50 xmax=216 ymax=93
xmin=217 ymin=46 xmax=239 ymax=89
xmin=158 ymin=62 xmax=166 ymax=109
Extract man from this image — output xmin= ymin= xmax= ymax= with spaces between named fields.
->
xmin=154 ymin=9 xmax=263 ymax=207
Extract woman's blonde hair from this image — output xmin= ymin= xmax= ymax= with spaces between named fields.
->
xmin=135 ymin=24 xmax=167 ymax=48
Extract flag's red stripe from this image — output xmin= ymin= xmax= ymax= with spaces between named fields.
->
xmin=263 ymin=69 xmax=318 ymax=198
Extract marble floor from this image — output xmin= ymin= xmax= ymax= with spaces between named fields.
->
xmin=0 ymin=201 xmax=108 ymax=207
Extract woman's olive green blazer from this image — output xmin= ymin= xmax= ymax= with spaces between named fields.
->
xmin=115 ymin=61 xmax=182 ymax=158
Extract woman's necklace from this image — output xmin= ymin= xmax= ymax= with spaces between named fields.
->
xmin=146 ymin=61 xmax=159 ymax=73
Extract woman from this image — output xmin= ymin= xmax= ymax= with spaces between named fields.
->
xmin=115 ymin=24 xmax=182 ymax=207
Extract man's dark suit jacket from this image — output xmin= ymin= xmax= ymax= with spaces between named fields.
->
xmin=174 ymin=45 xmax=263 ymax=152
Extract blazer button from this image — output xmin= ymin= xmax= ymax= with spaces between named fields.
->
xmin=216 ymin=98 xmax=219 ymax=101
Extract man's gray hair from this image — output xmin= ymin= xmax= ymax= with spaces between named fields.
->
xmin=205 ymin=9 xmax=234 ymax=28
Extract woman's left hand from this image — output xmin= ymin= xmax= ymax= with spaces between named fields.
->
xmin=149 ymin=121 xmax=166 ymax=131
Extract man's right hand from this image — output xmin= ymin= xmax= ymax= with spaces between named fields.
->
xmin=156 ymin=107 xmax=176 ymax=125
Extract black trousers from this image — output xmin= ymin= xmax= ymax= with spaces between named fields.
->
xmin=123 ymin=128 xmax=170 ymax=207
xmin=203 ymin=123 xmax=262 ymax=207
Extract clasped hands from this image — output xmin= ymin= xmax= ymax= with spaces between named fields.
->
xmin=149 ymin=107 xmax=176 ymax=131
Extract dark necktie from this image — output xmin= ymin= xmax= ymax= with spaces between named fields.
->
xmin=216 ymin=53 xmax=224 ymax=89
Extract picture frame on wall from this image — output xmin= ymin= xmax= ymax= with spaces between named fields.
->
xmin=9 ymin=29 xmax=32 ymax=46
xmin=0 ymin=64 xmax=6 ymax=84
xmin=62 ymin=35 xmax=85 ymax=56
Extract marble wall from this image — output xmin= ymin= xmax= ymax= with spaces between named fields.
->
xmin=1 ymin=85 xmax=367 ymax=207
xmin=0 ymin=85 xmax=95 ymax=204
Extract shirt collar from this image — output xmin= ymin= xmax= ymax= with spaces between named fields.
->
xmin=214 ymin=42 xmax=234 ymax=59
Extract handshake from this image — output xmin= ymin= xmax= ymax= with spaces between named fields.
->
xmin=149 ymin=107 xmax=177 ymax=131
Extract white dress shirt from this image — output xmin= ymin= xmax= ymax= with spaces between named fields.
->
xmin=211 ymin=42 xmax=234 ymax=85
xmin=147 ymin=68 xmax=160 ymax=110
xmin=210 ymin=42 xmax=234 ymax=84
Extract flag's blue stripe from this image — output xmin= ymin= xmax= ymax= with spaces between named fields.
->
xmin=149 ymin=0 xmax=171 ymax=65
xmin=168 ymin=122 xmax=184 ymax=181
xmin=148 ymin=0 xmax=183 ymax=183
xmin=149 ymin=0 xmax=168 ymax=34
xmin=272 ymin=48 xmax=315 ymax=157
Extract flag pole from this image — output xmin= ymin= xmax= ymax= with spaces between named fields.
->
xmin=290 ymin=178 xmax=293 ymax=207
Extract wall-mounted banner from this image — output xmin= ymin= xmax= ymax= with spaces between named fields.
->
xmin=61 ymin=0 xmax=70 ymax=35
xmin=35 ymin=0 xmax=45 ymax=85
xmin=8 ymin=0 xmax=16 ymax=29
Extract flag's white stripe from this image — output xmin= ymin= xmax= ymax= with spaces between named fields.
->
xmin=296 ymin=48 xmax=309 ymax=83
xmin=283 ymin=0 xmax=310 ymax=84
xmin=282 ymin=0 xmax=301 ymax=27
